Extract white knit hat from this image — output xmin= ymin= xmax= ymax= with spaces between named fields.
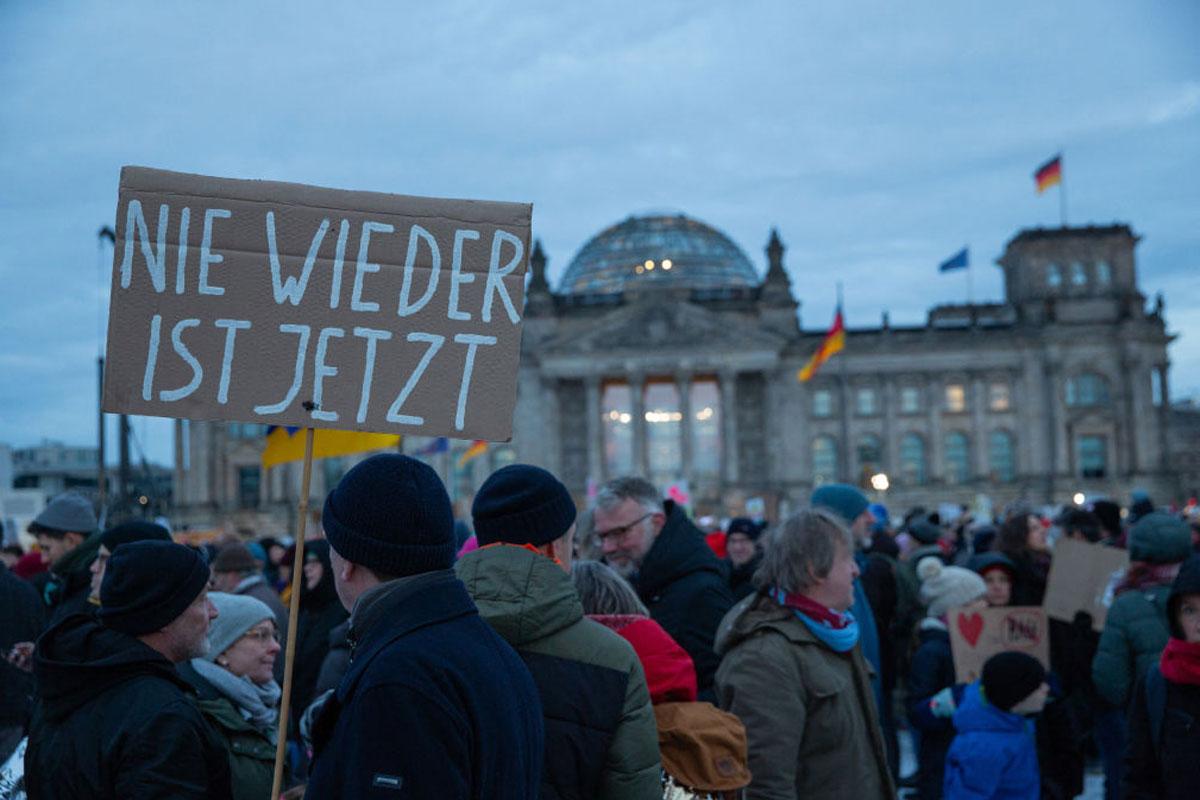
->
xmin=917 ymin=557 xmax=987 ymax=618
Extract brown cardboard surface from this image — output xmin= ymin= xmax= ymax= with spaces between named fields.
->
xmin=1043 ymin=537 xmax=1129 ymax=631
xmin=102 ymin=166 xmax=531 ymax=441
xmin=948 ymin=605 xmax=1050 ymax=684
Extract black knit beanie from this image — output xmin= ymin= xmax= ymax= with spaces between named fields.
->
xmin=322 ymin=454 xmax=456 ymax=576
xmin=982 ymin=651 xmax=1046 ymax=712
xmin=99 ymin=520 xmax=171 ymax=553
xmin=472 ymin=464 xmax=577 ymax=547
xmin=726 ymin=517 xmax=763 ymax=542
xmin=99 ymin=541 xmax=210 ymax=635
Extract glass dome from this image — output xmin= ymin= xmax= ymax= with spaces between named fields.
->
xmin=559 ymin=213 xmax=759 ymax=295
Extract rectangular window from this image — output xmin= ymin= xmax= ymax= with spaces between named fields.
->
xmin=237 ymin=466 xmax=260 ymax=509
xmin=945 ymin=384 xmax=966 ymax=413
xmin=855 ymin=388 xmax=878 ymax=416
xmin=602 ymin=382 xmax=635 ymax=477
xmin=812 ymin=389 xmax=833 ymax=418
xmin=1078 ymin=435 xmax=1107 ymax=479
xmin=690 ymin=379 xmax=721 ymax=479
xmin=900 ymin=386 xmax=921 ymax=414
xmin=988 ymin=382 xmax=1011 ymax=412
xmin=644 ymin=381 xmax=682 ymax=490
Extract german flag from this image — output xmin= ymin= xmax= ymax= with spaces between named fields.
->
xmin=797 ymin=307 xmax=845 ymax=382
xmin=457 ymin=439 xmax=489 ymax=468
xmin=1034 ymin=155 xmax=1062 ymax=193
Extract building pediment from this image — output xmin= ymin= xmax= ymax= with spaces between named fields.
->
xmin=540 ymin=297 xmax=787 ymax=357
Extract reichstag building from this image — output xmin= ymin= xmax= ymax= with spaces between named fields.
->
xmin=174 ymin=214 xmax=1177 ymax=532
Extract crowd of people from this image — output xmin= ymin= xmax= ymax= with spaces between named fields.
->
xmin=2 ymin=457 xmax=1200 ymax=799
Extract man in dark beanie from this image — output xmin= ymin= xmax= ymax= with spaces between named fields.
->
xmin=725 ymin=517 xmax=765 ymax=601
xmin=456 ymin=464 xmax=660 ymax=800
xmin=29 ymin=491 xmax=100 ymax=625
xmin=86 ymin=519 xmax=172 ymax=604
xmin=306 ymin=454 xmax=543 ymax=800
xmin=24 ymin=540 xmax=232 ymax=799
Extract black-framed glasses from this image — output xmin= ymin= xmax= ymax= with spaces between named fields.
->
xmin=594 ymin=513 xmax=654 ymax=544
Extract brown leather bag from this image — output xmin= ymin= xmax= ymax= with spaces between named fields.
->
xmin=654 ymin=701 xmax=751 ymax=798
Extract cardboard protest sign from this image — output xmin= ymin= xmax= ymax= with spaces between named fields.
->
xmin=948 ymin=605 xmax=1049 ymax=684
xmin=1043 ymin=537 xmax=1129 ymax=632
xmin=102 ymin=167 xmax=531 ymax=441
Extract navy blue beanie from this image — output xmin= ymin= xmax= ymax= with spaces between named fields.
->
xmin=472 ymin=464 xmax=577 ymax=547
xmin=322 ymin=454 xmax=456 ymax=577
xmin=811 ymin=483 xmax=870 ymax=526
xmin=99 ymin=541 xmax=210 ymax=636
xmin=99 ymin=520 xmax=171 ymax=553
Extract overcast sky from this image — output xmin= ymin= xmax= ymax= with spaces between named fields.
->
xmin=2 ymin=0 xmax=1197 ymax=467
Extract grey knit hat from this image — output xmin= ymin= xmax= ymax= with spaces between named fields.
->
xmin=918 ymin=556 xmax=987 ymax=618
xmin=30 ymin=491 xmax=98 ymax=535
xmin=203 ymin=592 xmax=275 ymax=663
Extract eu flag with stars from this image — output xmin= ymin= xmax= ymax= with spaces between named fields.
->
xmin=939 ymin=247 xmax=969 ymax=272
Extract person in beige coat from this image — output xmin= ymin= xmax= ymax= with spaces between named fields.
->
xmin=715 ymin=508 xmax=894 ymax=800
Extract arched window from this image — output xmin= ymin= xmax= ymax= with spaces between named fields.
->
xmin=899 ymin=433 xmax=926 ymax=486
xmin=857 ymin=434 xmax=882 ymax=474
xmin=1066 ymin=373 xmax=1110 ymax=407
xmin=812 ymin=436 xmax=838 ymax=486
xmin=988 ymin=431 xmax=1016 ymax=482
xmin=944 ymin=431 xmax=971 ymax=484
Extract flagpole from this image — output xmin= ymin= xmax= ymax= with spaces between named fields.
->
xmin=1058 ymin=150 xmax=1068 ymax=227
xmin=272 ymin=427 xmax=315 ymax=800
xmin=836 ymin=282 xmax=850 ymax=483
xmin=966 ymin=246 xmax=974 ymax=306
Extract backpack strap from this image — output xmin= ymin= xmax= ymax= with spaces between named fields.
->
xmin=1144 ymin=664 xmax=1167 ymax=751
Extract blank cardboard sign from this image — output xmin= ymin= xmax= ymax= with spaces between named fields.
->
xmin=102 ymin=167 xmax=531 ymax=441
xmin=1043 ymin=538 xmax=1129 ymax=632
xmin=948 ymin=605 xmax=1050 ymax=684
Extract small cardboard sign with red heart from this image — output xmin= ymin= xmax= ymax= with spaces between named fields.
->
xmin=947 ymin=605 xmax=1049 ymax=684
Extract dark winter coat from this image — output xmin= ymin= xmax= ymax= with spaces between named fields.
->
xmin=727 ymin=554 xmax=761 ymax=602
xmin=306 ymin=569 xmax=543 ymax=800
xmin=633 ymin=501 xmax=734 ymax=699
xmin=289 ymin=541 xmax=348 ymax=726
xmin=42 ymin=535 xmax=101 ymax=628
xmin=715 ymin=593 xmax=894 ymax=800
xmin=24 ymin=613 xmax=233 ymax=800
xmin=457 ymin=545 xmax=661 ymax=800
xmin=0 ymin=563 xmax=45 ymax=731
xmin=312 ymin=619 xmax=351 ymax=700
xmin=1092 ymin=582 xmax=1173 ymax=708
xmin=906 ymin=620 xmax=956 ymax=800
xmin=177 ymin=661 xmax=276 ymax=800
xmin=1005 ymin=549 xmax=1051 ymax=607
xmin=943 ymin=682 xmax=1039 ymax=800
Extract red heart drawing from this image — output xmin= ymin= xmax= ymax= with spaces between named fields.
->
xmin=958 ymin=612 xmax=985 ymax=647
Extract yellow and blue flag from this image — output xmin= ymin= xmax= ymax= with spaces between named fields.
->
xmin=261 ymin=426 xmax=401 ymax=469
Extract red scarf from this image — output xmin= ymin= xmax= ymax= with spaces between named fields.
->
xmin=1115 ymin=562 xmax=1180 ymax=596
xmin=1160 ymin=638 xmax=1200 ymax=686
xmin=776 ymin=590 xmax=851 ymax=630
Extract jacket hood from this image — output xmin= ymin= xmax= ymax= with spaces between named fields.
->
xmin=34 ymin=612 xmax=188 ymax=721
xmin=713 ymin=592 xmax=816 ymax=657
xmin=1129 ymin=512 xmax=1192 ymax=564
xmin=1168 ymin=554 xmax=1200 ymax=639
xmin=591 ymin=614 xmax=697 ymax=703
xmin=637 ymin=503 xmax=726 ymax=598
xmin=952 ymin=682 xmax=1025 ymax=735
xmin=454 ymin=544 xmax=582 ymax=646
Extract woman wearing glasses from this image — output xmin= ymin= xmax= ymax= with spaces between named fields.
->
xmin=179 ymin=592 xmax=283 ymax=800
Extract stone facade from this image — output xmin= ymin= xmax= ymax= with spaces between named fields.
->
xmin=173 ymin=217 xmax=1182 ymax=530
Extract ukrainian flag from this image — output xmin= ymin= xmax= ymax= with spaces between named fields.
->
xmin=261 ymin=427 xmax=401 ymax=469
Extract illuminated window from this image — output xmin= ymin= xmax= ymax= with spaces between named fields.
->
xmin=900 ymin=433 xmax=926 ymax=485
xmin=645 ymin=381 xmax=682 ymax=489
xmin=857 ymin=434 xmax=882 ymax=474
xmin=1066 ymin=374 xmax=1109 ymax=407
xmin=900 ymin=386 xmax=921 ymax=414
xmin=1047 ymin=264 xmax=1062 ymax=289
xmin=812 ymin=389 xmax=833 ymax=418
xmin=945 ymin=383 xmax=966 ymax=413
xmin=602 ymin=383 xmax=634 ymax=476
xmin=812 ymin=436 xmax=838 ymax=485
xmin=989 ymin=431 xmax=1015 ymax=482
xmin=690 ymin=379 xmax=721 ymax=478
xmin=1078 ymin=435 xmax=1107 ymax=478
xmin=1071 ymin=262 xmax=1088 ymax=287
xmin=944 ymin=432 xmax=970 ymax=484
xmin=988 ymin=382 xmax=1011 ymax=412
xmin=856 ymin=388 xmax=878 ymax=416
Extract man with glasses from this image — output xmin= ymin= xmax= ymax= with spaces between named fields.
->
xmin=592 ymin=476 xmax=733 ymax=700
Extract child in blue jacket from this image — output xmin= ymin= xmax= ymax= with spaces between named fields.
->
xmin=944 ymin=652 xmax=1049 ymax=800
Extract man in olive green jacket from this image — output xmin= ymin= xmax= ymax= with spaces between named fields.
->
xmin=456 ymin=464 xmax=661 ymax=800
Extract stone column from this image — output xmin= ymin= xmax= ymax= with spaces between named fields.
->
xmin=676 ymin=373 xmax=694 ymax=487
xmin=585 ymin=376 xmax=604 ymax=482
xmin=630 ymin=374 xmax=648 ymax=477
xmin=720 ymin=371 xmax=740 ymax=485
xmin=1157 ymin=364 xmax=1171 ymax=470
xmin=883 ymin=376 xmax=898 ymax=477
xmin=971 ymin=374 xmax=987 ymax=479
xmin=1042 ymin=359 xmax=1060 ymax=499
xmin=927 ymin=375 xmax=943 ymax=482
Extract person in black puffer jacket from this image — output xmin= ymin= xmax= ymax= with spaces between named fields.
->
xmin=288 ymin=539 xmax=348 ymax=736
xmin=1124 ymin=554 xmax=1200 ymax=800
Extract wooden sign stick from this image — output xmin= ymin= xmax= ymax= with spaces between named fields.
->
xmin=271 ymin=428 xmax=315 ymax=800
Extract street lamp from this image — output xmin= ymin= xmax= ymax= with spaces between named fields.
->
xmin=870 ymin=473 xmax=890 ymax=492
